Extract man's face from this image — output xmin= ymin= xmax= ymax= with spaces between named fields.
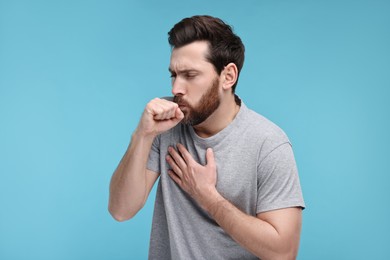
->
xmin=174 ymin=77 xmax=220 ymax=125
xmin=169 ymin=41 xmax=221 ymax=126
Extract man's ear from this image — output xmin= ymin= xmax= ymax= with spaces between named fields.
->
xmin=221 ymin=63 xmax=238 ymax=91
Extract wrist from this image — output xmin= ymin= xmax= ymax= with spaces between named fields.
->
xmin=128 ymin=129 xmax=156 ymax=151
xmin=201 ymin=189 xmax=224 ymax=214
xmin=132 ymin=127 xmax=157 ymax=141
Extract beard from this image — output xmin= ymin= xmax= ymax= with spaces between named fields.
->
xmin=174 ymin=78 xmax=220 ymax=126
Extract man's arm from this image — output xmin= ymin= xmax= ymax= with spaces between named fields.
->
xmin=108 ymin=98 xmax=184 ymax=221
xmin=166 ymin=143 xmax=302 ymax=259
xmin=108 ymin=133 xmax=159 ymax=221
xmin=206 ymin=194 xmax=302 ymax=259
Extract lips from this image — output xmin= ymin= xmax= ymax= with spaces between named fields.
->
xmin=177 ymin=102 xmax=188 ymax=112
xmin=174 ymin=96 xmax=188 ymax=108
xmin=178 ymin=105 xmax=187 ymax=113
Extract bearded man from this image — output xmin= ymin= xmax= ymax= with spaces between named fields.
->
xmin=109 ymin=15 xmax=305 ymax=260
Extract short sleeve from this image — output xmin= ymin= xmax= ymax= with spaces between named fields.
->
xmin=256 ymin=142 xmax=305 ymax=214
xmin=147 ymin=135 xmax=161 ymax=174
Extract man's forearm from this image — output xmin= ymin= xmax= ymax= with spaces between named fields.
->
xmin=108 ymin=131 xmax=155 ymax=221
xmin=206 ymin=192 xmax=301 ymax=260
xmin=109 ymin=97 xmax=183 ymax=221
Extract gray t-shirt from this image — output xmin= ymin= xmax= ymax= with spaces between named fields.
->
xmin=147 ymin=102 xmax=305 ymax=260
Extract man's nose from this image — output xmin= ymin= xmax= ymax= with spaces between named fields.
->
xmin=171 ymin=78 xmax=186 ymax=96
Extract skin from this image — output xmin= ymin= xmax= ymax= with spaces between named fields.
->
xmin=173 ymin=77 xmax=220 ymax=126
xmin=109 ymin=41 xmax=302 ymax=259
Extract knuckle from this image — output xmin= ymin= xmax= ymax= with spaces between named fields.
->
xmin=146 ymin=102 xmax=155 ymax=111
xmin=188 ymin=162 xmax=195 ymax=169
xmin=156 ymin=107 xmax=163 ymax=114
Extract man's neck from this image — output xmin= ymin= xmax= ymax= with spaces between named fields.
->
xmin=193 ymin=95 xmax=241 ymax=138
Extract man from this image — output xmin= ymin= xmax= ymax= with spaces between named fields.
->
xmin=109 ymin=15 xmax=305 ymax=259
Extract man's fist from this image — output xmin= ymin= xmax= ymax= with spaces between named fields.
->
xmin=136 ymin=97 xmax=184 ymax=137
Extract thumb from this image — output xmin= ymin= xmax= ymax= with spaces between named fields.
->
xmin=206 ymin=148 xmax=216 ymax=169
xmin=168 ymin=107 xmax=183 ymax=125
xmin=175 ymin=107 xmax=184 ymax=120
xmin=166 ymin=107 xmax=183 ymax=127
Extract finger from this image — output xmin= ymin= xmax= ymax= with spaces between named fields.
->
xmin=145 ymin=99 xmax=165 ymax=118
xmin=166 ymin=154 xmax=183 ymax=177
xmin=175 ymin=107 xmax=184 ymax=121
xmin=159 ymin=105 xmax=183 ymax=123
xmin=149 ymin=98 xmax=179 ymax=120
xmin=159 ymin=99 xmax=179 ymax=119
xmin=154 ymin=104 xmax=177 ymax=120
xmin=206 ymin=148 xmax=216 ymax=170
xmin=168 ymin=170 xmax=182 ymax=186
xmin=177 ymin=143 xmax=194 ymax=164
xmin=152 ymin=106 xmax=166 ymax=120
xmin=164 ymin=107 xmax=184 ymax=125
xmin=168 ymin=146 xmax=187 ymax=170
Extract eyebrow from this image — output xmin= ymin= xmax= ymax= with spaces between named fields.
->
xmin=168 ymin=68 xmax=199 ymax=75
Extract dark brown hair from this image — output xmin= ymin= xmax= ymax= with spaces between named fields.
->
xmin=168 ymin=15 xmax=245 ymax=92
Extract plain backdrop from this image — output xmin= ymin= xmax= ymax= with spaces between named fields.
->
xmin=1 ymin=0 xmax=389 ymax=259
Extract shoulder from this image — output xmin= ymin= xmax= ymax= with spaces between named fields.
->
xmin=240 ymin=104 xmax=292 ymax=159
xmin=241 ymin=104 xmax=290 ymax=143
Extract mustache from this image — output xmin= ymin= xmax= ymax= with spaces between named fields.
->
xmin=173 ymin=96 xmax=189 ymax=106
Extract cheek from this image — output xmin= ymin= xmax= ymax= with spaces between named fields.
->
xmin=187 ymin=76 xmax=218 ymax=104
xmin=195 ymin=78 xmax=213 ymax=92
xmin=187 ymin=81 xmax=205 ymax=99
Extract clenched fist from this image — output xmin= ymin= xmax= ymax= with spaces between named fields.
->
xmin=136 ymin=97 xmax=184 ymax=137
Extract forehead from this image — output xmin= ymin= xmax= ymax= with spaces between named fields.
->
xmin=169 ymin=41 xmax=213 ymax=72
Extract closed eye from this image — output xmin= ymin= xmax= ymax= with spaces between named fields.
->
xmin=184 ymin=73 xmax=197 ymax=79
xmin=168 ymin=68 xmax=199 ymax=80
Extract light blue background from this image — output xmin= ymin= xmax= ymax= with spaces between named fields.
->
xmin=1 ymin=0 xmax=389 ymax=259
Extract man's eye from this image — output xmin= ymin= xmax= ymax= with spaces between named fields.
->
xmin=170 ymin=74 xmax=176 ymax=79
xmin=185 ymin=74 xmax=196 ymax=79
